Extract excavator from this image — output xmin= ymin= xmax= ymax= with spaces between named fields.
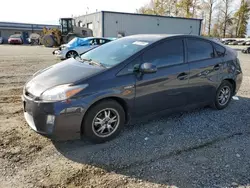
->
xmin=41 ymin=18 xmax=93 ymax=47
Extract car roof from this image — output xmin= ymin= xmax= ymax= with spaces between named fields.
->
xmin=76 ymin=37 xmax=114 ymax=40
xmin=123 ymin=34 xmax=219 ymax=43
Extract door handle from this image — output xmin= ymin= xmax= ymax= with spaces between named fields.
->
xmin=177 ymin=72 xmax=188 ymax=80
xmin=214 ymin=64 xmax=222 ymax=71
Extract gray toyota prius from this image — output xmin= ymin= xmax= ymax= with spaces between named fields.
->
xmin=22 ymin=34 xmax=243 ymax=143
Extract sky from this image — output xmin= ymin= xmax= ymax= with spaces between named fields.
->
xmin=1 ymin=0 xmax=249 ymax=36
xmin=0 ymin=0 xmax=149 ymax=24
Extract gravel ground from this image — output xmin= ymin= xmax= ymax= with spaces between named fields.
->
xmin=0 ymin=44 xmax=250 ymax=188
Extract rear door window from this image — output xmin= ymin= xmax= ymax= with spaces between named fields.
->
xmin=89 ymin=39 xmax=99 ymax=45
xmin=99 ymin=39 xmax=110 ymax=45
xmin=186 ymin=38 xmax=215 ymax=62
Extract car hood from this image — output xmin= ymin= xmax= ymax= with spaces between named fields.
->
xmin=25 ymin=58 xmax=104 ymax=97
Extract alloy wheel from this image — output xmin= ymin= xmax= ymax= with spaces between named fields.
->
xmin=218 ymin=86 xmax=231 ymax=106
xmin=92 ymin=108 xmax=120 ymax=138
xmin=66 ymin=51 xmax=77 ymax=58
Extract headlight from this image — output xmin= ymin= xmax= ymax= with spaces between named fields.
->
xmin=61 ymin=46 xmax=68 ymax=50
xmin=40 ymin=84 xmax=88 ymax=102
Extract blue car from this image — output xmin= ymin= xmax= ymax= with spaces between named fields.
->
xmin=53 ymin=37 xmax=115 ymax=59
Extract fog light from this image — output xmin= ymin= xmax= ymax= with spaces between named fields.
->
xmin=46 ymin=115 xmax=55 ymax=125
xmin=46 ymin=115 xmax=55 ymax=134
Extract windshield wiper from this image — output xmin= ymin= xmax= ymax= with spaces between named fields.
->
xmin=75 ymin=56 xmax=106 ymax=68
xmin=88 ymin=60 xmax=106 ymax=68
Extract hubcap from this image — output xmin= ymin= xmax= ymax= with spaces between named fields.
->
xmin=218 ymin=86 xmax=230 ymax=106
xmin=92 ymin=108 xmax=120 ymax=138
xmin=67 ymin=52 xmax=76 ymax=58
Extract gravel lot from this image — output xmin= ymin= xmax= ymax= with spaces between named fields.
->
xmin=0 ymin=44 xmax=250 ymax=188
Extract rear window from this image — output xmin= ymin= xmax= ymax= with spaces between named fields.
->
xmin=214 ymin=43 xmax=226 ymax=57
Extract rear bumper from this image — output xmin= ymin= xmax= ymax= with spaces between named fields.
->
xmin=22 ymin=95 xmax=87 ymax=140
xmin=235 ymin=72 xmax=243 ymax=95
xmin=8 ymin=41 xmax=22 ymax=44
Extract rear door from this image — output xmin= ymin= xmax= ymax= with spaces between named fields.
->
xmin=186 ymin=38 xmax=222 ymax=104
xmin=134 ymin=38 xmax=190 ymax=117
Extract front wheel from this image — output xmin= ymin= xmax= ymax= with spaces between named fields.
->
xmin=82 ymin=100 xmax=125 ymax=143
xmin=66 ymin=51 xmax=78 ymax=59
xmin=213 ymin=81 xmax=233 ymax=110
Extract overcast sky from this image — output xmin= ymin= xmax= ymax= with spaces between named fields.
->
xmin=0 ymin=0 xmax=149 ymax=24
xmin=1 ymin=0 xmax=249 ymax=35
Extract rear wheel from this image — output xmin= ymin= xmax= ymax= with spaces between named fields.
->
xmin=213 ymin=81 xmax=233 ymax=110
xmin=66 ymin=51 xmax=78 ymax=59
xmin=82 ymin=100 xmax=125 ymax=143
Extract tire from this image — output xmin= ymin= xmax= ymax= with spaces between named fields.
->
xmin=42 ymin=35 xmax=56 ymax=47
xmin=82 ymin=100 xmax=125 ymax=143
xmin=213 ymin=81 xmax=233 ymax=110
xmin=66 ymin=51 xmax=78 ymax=59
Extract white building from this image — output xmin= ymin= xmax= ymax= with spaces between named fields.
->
xmin=75 ymin=11 xmax=202 ymax=38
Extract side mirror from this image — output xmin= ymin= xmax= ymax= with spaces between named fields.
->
xmin=139 ymin=63 xmax=157 ymax=74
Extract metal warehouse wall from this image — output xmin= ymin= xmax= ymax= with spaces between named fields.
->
xmin=103 ymin=12 xmax=201 ymax=37
xmin=75 ymin=12 xmax=103 ymax=37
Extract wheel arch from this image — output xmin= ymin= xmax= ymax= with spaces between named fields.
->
xmin=223 ymin=78 xmax=236 ymax=94
xmin=66 ymin=50 xmax=78 ymax=58
xmin=80 ymin=96 xmax=130 ymax=134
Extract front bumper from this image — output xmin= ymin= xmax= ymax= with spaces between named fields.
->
xmin=52 ymin=49 xmax=65 ymax=59
xmin=22 ymin=94 xmax=86 ymax=140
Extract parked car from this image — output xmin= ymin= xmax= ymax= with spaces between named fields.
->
xmin=53 ymin=37 xmax=115 ymax=59
xmin=0 ymin=37 xmax=3 ymax=44
xmin=209 ymin=37 xmax=222 ymax=43
xmin=28 ymin=33 xmax=41 ymax=45
xmin=242 ymin=46 xmax=250 ymax=53
xmin=8 ymin=34 xmax=23 ymax=44
xmin=245 ymin=41 xmax=250 ymax=45
xmin=22 ymin=34 xmax=243 ymax=143
xmin=230 ymin=40 xmax=245 ymax=45
xmin=223 ymin=39 xmax=236 ymax=45
xmin=237 ymin=40 xmax=247 ymax=45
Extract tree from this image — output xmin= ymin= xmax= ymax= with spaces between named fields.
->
xmin=177 ymin=0 xmax=193 ymax=17
xmin=220 ymin=0 xmax=234 ymax=38
xmin=177 ymin=0 xmax=200 ymax=18
xmin=202 ymin=0 xmax=217 ymax=36
xmin=136 ymin=0 xmax=179 ymax=16
xmin=234 ymin=0 xmax=250 ymax=37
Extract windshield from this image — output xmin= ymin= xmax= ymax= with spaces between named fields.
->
xmin=67 ymin=38 xmax=78 ymax=46
xmin=10 ymin=34 xmax=21 ymax=38
xmin=80 ymin=37 xmax=151 ymax=68
xmin=67 ymin=37 xmax=88 ymax=47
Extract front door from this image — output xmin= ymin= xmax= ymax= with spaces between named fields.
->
xmin=134 ymin=38 xmax=190 ymax=117
xmin=185 ymin=37 xmax=220 ymax=104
